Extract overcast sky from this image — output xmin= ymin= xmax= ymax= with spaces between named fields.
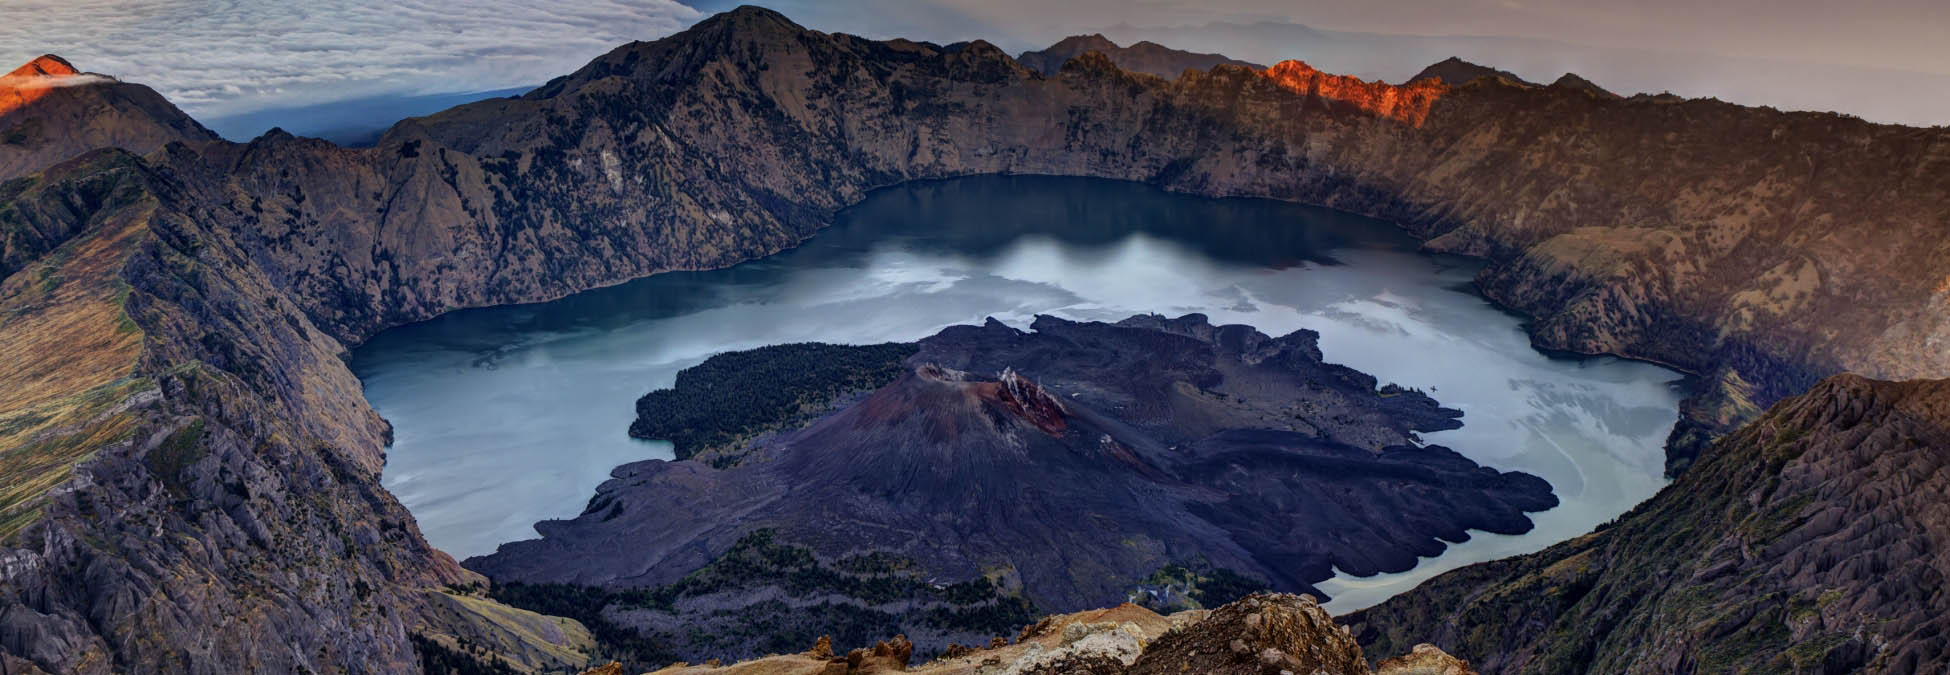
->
xmin=3 ymin=0 xmax=1946 ymax=124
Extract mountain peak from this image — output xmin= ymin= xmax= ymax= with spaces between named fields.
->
xmin=7 ymin=54 xmax=80 ymax=80
xmin=1550 ymin=72 xmax=1619 ymax=98
xmin=1052 ymin=34 xmax=1120 ymax=51
xmin=691 ymin=5 xmax=803 ymax=35
xmin=1408 ymin=56 xmax=1529 ymax=87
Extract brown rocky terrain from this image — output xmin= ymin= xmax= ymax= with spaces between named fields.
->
xmin=0 ymin=55 xmax=216 ymax=182
xmin=619 ymin=593 xmax=1471 ymax=675
xmin=0 ymin=4 xmax=1947 ymax=673
xmin=1017 ymin=35 xmax=1263 ymax=78
xmin=1346 ymin=374 xmax=1950 ymax=673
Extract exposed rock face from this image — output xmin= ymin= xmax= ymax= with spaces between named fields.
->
xmin=468 ymin=315 xmax=1552 ymax=659
xmin=1261 ymin=60 xmax=1451 ymax=126
xmin=1376 ymin=644 xmax=1478 ymax=675
xmin=0 ymin=55 xmax=216 ymax=181
xmin=3 ymin=5 xmax=1949 ymax=672
xmin=0 ymin=149 xmax=488 ymax=673
xmin=1345 ymin=374 xmax=1950 ymax=674
xmin=1017 ymin=34 xmax=1263 ymax=78
xmin=1129 ymin=593 xmax=1367 ymax=675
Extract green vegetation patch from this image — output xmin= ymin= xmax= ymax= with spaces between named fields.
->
xmin=629 ymin=342 xmax=918 ymax=466
xmin=410 ymin=633 xmax=520 ymax=675
xmin=1137 ymin=562 xmax=1272 ymax=610
xmin=0 ymin=377 xmax=154 ymax=542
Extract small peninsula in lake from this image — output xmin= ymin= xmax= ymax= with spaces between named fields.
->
xmin=468 ymin=314 xmax=1556 ymax=659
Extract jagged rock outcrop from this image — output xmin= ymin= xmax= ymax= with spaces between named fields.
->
xmin=1017 ymin=35 xmax=1262 ymax=78
xmin=1128 ymin=593 xmax=1367 ymax=674
xmin=469 ymin=315 xmax=1552 ymax=660
xmin=1260 ymin=60 xmax=1451 ymax=126
xmin=3 ymin=5 xmax=1950 ymax=672
xmin=1345 ymin=374 xmax=1950 ymax=674
xmin=0 ymin=55 xmax=216 ymax=181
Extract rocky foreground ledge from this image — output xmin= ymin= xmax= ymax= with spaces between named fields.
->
xmin=585 ymin=593 xmax=1470 ymax=675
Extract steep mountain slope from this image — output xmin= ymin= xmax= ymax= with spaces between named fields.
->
xmin=1017 ymin=34 xmax=1263 ymax=78
xmin=1 ymin=6 xmax=1948 ymax=672
xmin=1346 ymin=374 xmax=1950 ymax=674
xmin=0 ymin=55 xmax=216 ymax=181
xmin=0 ymin=146 xmax=592 ymax=674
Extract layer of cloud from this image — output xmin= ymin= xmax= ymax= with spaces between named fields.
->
xmin=3 ymin=1 xmax=1944 ymax=126
xmin=0 ymin=0 xmax=700 ymax=116
xmin=0 ymin=73 xmax=117 ymax=90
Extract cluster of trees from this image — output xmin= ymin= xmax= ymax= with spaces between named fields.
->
xmin=630 ymin=342 xmax=918 ymax=464
xmin=408 ymin=634 xmax=519 ymax=675
xmin=1138 ymin=562 xmax=1271 ymax=610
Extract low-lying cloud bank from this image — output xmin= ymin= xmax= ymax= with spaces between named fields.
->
xmin=0 ymin=0 xmax=699 ymax=117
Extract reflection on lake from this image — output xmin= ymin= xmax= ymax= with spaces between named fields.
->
xmin=354 ymin=175 xmax=1680 ymax=610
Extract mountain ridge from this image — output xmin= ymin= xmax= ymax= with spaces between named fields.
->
xmin=1018 ymin=34 xmax=1263 ymax=78
xmin=0 ymin=6 xmax=1947 ymax=672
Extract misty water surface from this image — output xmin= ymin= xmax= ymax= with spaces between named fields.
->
xmin=354 ymin=175 xmax=1681 ymax=610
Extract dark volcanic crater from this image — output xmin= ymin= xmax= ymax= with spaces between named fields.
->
xmin=468 ymin=314 xmax=1556 ymax=613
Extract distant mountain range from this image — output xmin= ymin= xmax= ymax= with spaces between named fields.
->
xmin=1017 ymin=34 xmax=1262 ymax=78
xmin=1097 ymin=19 xmax=1950 ymax=126
xmin=1 ymin=6 xmax=1948 ymax=673
xmin=199 ymin=86 xmax=534 ymax=147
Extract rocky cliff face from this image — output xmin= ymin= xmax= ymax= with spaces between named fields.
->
xmin=2 ymin=5 xmax=1948 ymax=672
xmin=1345 ymin=374 xmax=1950 ymax=674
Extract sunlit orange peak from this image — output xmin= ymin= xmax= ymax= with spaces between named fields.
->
xmin=7 ymin=54 xmax=81 ymax=80
xmin=2 ymin=55 xmax=89 ymax=118
xmin=1259 ymin=60 xmax=1448 ymax=127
